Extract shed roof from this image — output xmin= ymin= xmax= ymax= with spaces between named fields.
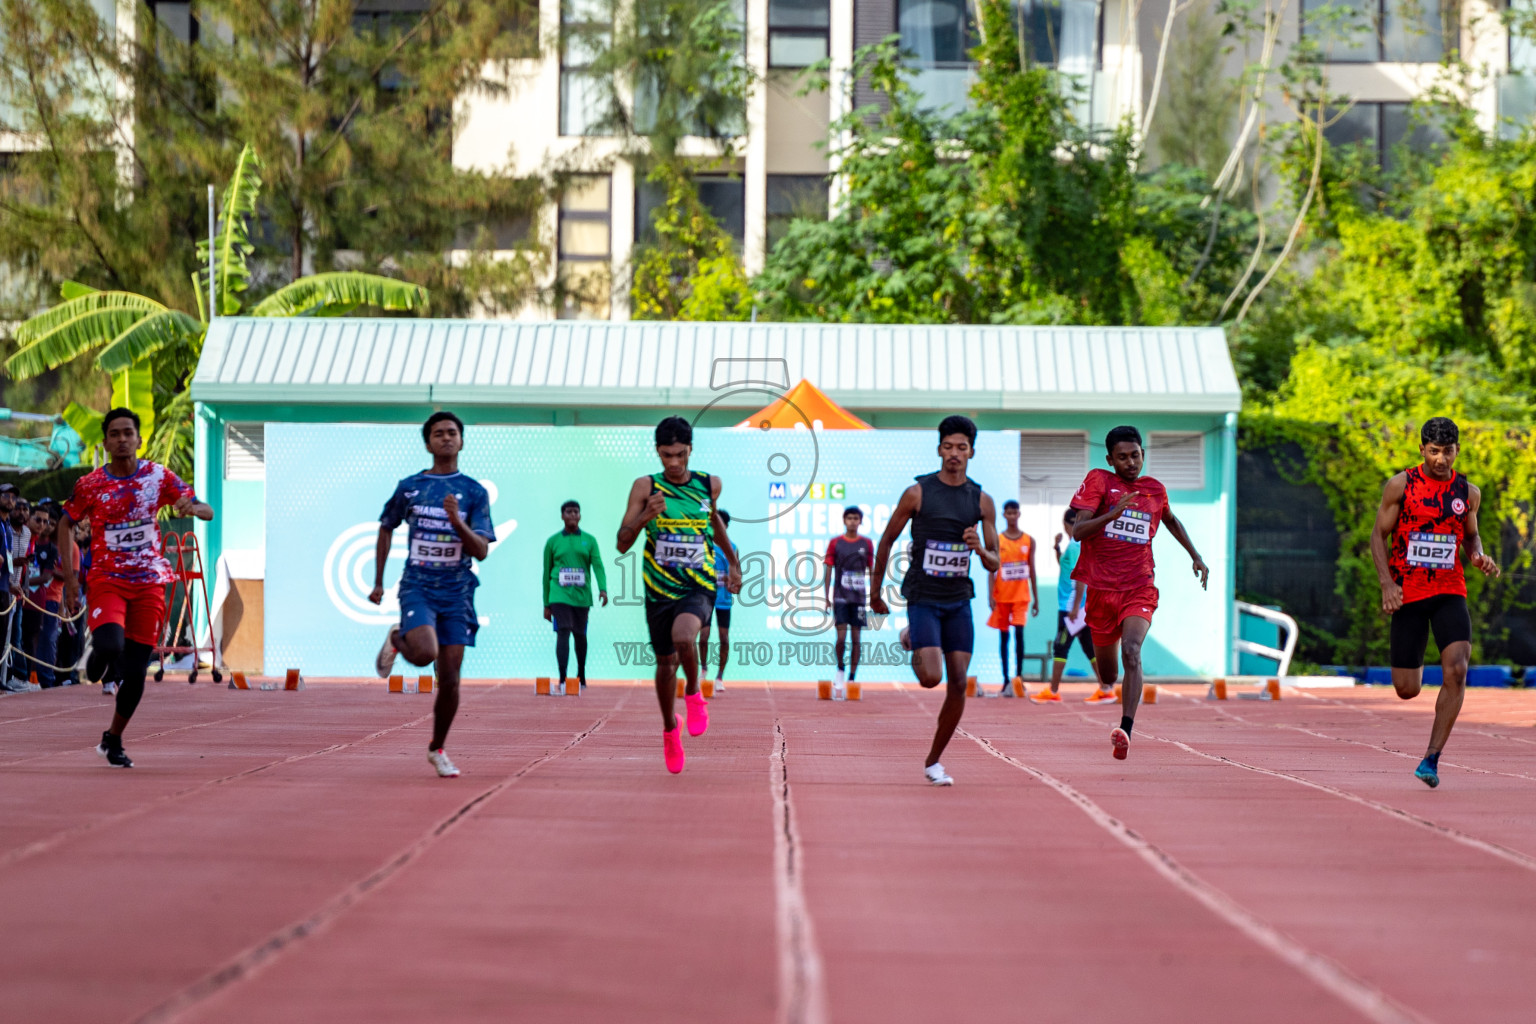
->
xmin=191 ymin=318 xmax=1241 ymax=413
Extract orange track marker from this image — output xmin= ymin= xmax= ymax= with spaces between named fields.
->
xmin=564 ymin=677 xmax=579 ymax=696
xmin=1210 ymin=678 xmax=1228 ymax=700
xmin=817 ymin=680 xmax=832 ymax=700
xmin=230 ymin=672 xmax=249 ymax=690
xmin=1010 ymin=676 xmax=1024 ymax=698
xmin=675 ymin=679 xmax=686 ymax=698
xmin=1266 ymin=678 xmax=1282 ymax=700
xmin=1144 ymin=683 xmax=1158 ymax=704
xmin=284 ymin=669 xmax=303 ymax=691
xmin=1113 ymin=683 xmax=1123 ymax=704
xmin=419 ymin=675 xmax=434 ymax=694
xmin=388 ymin=675 xmax=404 ymax=693
xmin=701 ymin=679 xmax=714 ymax=699
xmin=847 ymin=681 xmax=862 ymax=701
xmin=966 ymin=676 xmax=978 ymax=698
xmin=535 ymin=677 xmax=550 ymax=695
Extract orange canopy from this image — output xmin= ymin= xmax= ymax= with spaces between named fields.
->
xmin=736 ymin=379 xmax=872 ymax=430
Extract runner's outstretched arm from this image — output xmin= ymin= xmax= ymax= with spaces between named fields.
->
xmin=1069 ymin=491 xmax=1137 ymax=541
xmin=616 ymin=477 xmax=663 ymax=554
xmin=368 ymin=526 xmax=394 ymax=605
xmin=1160 ymin=508 xmax=1211 ymax=590
xmin=972 ymin=494 xmax=1001 ymax=573
xmin=707 ymin=477 xmax=741 ymax=594
xmin=442 ymin=493 xmax=489 ymax=561
xmin=869 ymin=485 xmax=919 ymax=615
xmin=1464 ymin=484 xmax=1501 ymax=578
xmin=1370 ymin=474 xmax=1408 ymax=614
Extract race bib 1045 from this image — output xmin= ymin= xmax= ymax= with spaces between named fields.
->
xmin=655 ymin=533 xmax=706 ymax=570
xmin=104 ymin=519 xmax=153 ymax=553
xmin=1406 ymin=532 xmax=1457 ymax=570
xmin=1105 ymin=509 xmax=1153 ymax=545
xmin=410 ymin=532 xmax=462 ymax=566
xmin=999 ymin=561 xmax=1030 ymax=581
xmin=922 ymin=540 xmax=971 ymax=578
xmin=558 ymin=567 xmax=587 ymax=588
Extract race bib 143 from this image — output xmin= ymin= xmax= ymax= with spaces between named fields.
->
xmin=104 ymin=520 xmax=153 ymax=553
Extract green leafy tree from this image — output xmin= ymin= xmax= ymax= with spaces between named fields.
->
xmin=0 ymin=0 xmax=544 ymax=323
xmin=4 ymin=144 xmax=426 ymax=479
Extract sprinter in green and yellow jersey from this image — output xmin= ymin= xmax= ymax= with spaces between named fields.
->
xmin=616 ymin=416 xmax=741 ymax=774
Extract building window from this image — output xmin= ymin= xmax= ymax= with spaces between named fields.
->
xmin=1146 ymin=432 xmax=1205 ymax=491
xmin=1302 ymin=0 xmax=1455 ymax=63
xmin=1017 ymin=0 xmax=1102 ymax=71
xmin=561 ymin=0 xmax=614 ymax=136
xmin=770 ymin=0 xmax=831 ymax=68
xmin=1513 ymin=0 xmax=1536 ymax=71
xmin=766 ymin=175 xmax=829 ymax=250
xmin=1324 ymin=101 xmax=1448 ymax=173
xmin=149 ymin=1 xmax=197 ymax=45
xmin=224 ymin=423 xmax=265 ymax=482
xmin=557 ymin=176 xmax=612 ymax=319
xmin=635 ymin=175 xmax=747 ymax=247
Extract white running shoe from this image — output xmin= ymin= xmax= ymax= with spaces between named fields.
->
xmin=925 ymin=762 xmax=954 ymax=786
xmin=835 ymin=668 xmax=846 ymax=687
xmin=1111 ymin=727 xmax=1130 ymax=761
xmin=427 ymin=749 xmax=460 ymax=778
xmin=102 ymin=681 xmax=118 ymax=696
xmin=713 ymin=677 xmax=725 ymax=693
xmin=375 ymin=626 xmax=399 ymax=678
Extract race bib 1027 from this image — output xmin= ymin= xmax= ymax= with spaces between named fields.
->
xmin=999 ymin=561 xmax=1029 ymax=581
xmin=558 ymin=567 xmax=587 ymax=588
xmin=922 ymin=541 xmax=971 ymax=578
xmin=655 ymin=533 xmax=707 ymax=570
xmin=410 ymin=532 xmax=462 ymax=566
xmin=104 ymin=519 xmax=154 ymax=553
xmin=1406 ymin=532 xmax=1457 ymax=570
xmin=1104 ymin=509 xmax=1153 ymax=545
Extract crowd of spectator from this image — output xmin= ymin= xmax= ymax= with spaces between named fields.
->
xmin=0 ymin=483 xmax=90 ymax=693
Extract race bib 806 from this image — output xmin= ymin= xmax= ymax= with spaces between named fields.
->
xmin=922 ymin=541 xmax=971 ymax=578
xmin=1104 ymin=509 xmax=1153 ymax=545
xmin=1406 ymin=532 xmax=1457 ymax=570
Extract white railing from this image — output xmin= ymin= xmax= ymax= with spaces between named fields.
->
xmin=1233 ymin=601 xmax=1298 ymax=678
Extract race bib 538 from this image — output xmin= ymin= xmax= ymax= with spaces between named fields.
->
xmin=1406 ymin=532 xmax=1457 ymax=570
xmin=410 ymin=532 xmax=462 ymax=566
xmin=922 ymin=541 xmax=971 ymax=578
xmin=1105 ymin=509 xmax=1153 ymax=545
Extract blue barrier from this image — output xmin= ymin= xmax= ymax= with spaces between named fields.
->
xmin=1359 ymin=665 xmax=1513 ymax=687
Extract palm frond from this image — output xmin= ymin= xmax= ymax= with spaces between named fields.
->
xmin=196 ymin=143 xmax=263 ymax=317
xmin=7 ymin=296 xmax=172 ymax=379
xmin=95 ymin=310 xmax=205 ymax=374
xmin=250 ymin=272 xmax=429 ymax=317
xmin=111 ymin=360 xmax=157 ymax=443
xmin=61 ymin=401 xmax=105 ymax=448
xmin=58 ymin=280 xmax=98 ymax=300
xmin=143 ymin=389 xmax=195 ymax=481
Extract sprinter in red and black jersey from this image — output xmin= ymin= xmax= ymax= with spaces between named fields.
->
xmin=1369 ymin=417 xmax=1500 ymax=789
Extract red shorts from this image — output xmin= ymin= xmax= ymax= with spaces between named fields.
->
xmin=88 ymin=577 xmax=167 ymax=647
xmin=1085 ymin=585 xmax=1159 ymax=647
xmin=987 ymin=601 xmax=1031 ymax=630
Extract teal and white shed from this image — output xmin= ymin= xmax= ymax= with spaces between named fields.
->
xmin=190 ymin=319 xmax=1241 ymax=680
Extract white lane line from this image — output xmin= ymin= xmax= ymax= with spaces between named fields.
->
xmin=770 ymin=714 xmax=828 ymax=1024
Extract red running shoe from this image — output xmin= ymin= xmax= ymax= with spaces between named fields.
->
xmin=663 ymin=725 xmax=685 ymax=774
xmin=685 ymin=691 xmax=709 ymax=737
xmin=1111 ymin=727 xmax=1130 ymax=760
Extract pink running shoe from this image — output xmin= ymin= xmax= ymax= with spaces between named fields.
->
xmin=1111 ymin=727 xmax=1130 ymax=761
xmin=685 ymin=691 xmax=709 ymax=737
xmin=663 ymin=725 xmax=685 ymax=774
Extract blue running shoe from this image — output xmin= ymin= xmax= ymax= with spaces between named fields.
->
xmin=1415 ymin=758 xmax=1440 ymax=788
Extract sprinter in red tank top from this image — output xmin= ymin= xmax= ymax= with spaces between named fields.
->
xmin=1369 ymin=416 xmax=1500 ymax=788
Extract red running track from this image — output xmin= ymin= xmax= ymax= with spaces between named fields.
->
xmin=2 ymin=679 xmax=1534 ymax=1024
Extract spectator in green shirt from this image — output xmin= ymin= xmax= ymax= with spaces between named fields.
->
xmin=543 ymin=500 xmax=608 ymax=690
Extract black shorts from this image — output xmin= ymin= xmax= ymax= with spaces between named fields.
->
xmin=1389 ymin=593 xmax=1472 ymax=669
xmin=833 ymin=603 xmax=867 ymax=628
xmin=1053 ymin=610 xmax=1093 ymax=661
xmin=549 ymin=603 xmax=590 ymax=635
xmin=647 ymin=591 xmax=715 ymax=658
xmin=711 ymin=607 xmax=732 ymax=630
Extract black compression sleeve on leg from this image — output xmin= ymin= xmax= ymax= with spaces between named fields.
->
xmin=999 ymin=629 xmax=1010 ymax=682
xmin=87 ymin=624 xmax=126 ymax=684
xmin=1013 ymin=626 xmax=1025 ymax=677
xmin=556 ymin=629 xmax=571 ymax=682
xmin=113 ymin=640 xmax=153 ymax=722
xmin=1120 ymin=715 xmax=1134 ymax=735
xmin=574 ymin=633 xmax=588 ymax=681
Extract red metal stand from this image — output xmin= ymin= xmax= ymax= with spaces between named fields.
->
xmin=153 ymin=531 xmax=223 ymax=684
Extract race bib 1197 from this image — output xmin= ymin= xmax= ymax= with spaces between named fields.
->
xmin=922 ymin=541 xmax=971 ymax=578
xmin=1406 ymin=532 xmax=1457 ymax=570
xmin=655 ymin=533 xmax=706 ymax=570
xmin=1104 ymin=509 xmax=1153 ymax=545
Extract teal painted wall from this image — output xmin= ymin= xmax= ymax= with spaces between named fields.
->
xmin=201 ymin=401 xmax=1233 ymax=678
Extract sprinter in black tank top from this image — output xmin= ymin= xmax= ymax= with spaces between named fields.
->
xmin=870 ymin=415 xmax=1001 ymax=787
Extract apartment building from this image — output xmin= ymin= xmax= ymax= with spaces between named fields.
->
xmin=457 ymin=0 xmax=1148 ymax=319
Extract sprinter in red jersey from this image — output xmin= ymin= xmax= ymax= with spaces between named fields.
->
xmin=1369 ymin=417 xmax=1500 ymax=789
xmin=1070 ymin=426 xmax=1209 ymax=761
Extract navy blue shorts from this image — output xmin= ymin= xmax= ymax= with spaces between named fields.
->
xmin=399 ymin=586 xmax=479 ymax=648
xmin=907 ymin=600 xmax=974 ymax=654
